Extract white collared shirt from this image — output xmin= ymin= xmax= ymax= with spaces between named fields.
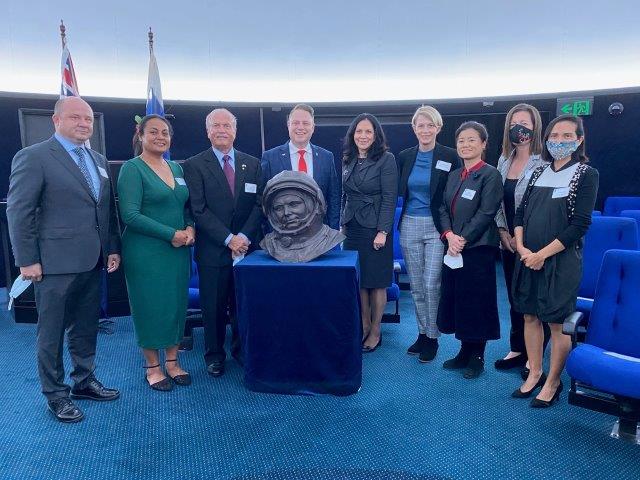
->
xmin=289 ymin=142 xmax=313 ymax=178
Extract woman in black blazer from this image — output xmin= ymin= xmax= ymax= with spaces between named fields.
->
xmin=397 ymin=106 xmax=461 ymax=363
xmin=341 ymin=113 xmax=398 ymax=353
xmin=437 ymin=121 xmax=503 ymax=379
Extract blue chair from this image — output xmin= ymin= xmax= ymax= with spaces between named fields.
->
xmin=393 ymin=207 xmax=407 ymax=276
xmin=565 ymin=250 xmax=640 ymax=443
xmin=603 ymin=196 xmax=640 ymax=216
xmin=181 ymin=252 xmax=203 ymax=350
xmin=396 ymin=196 xmax=404 ymax=208
xmin=620 ymin=209 xmax=640 ymax=237
xmin=576 ymin=217 xmax=638 ymax=317
xmin=591 ymin=210 xmax=601 ymax=216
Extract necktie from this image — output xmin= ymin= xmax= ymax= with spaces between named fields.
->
xmin=297 ymin=149 xmax=308 ymax=174
xmin=222 ymin=154 xmax=235 ymax=195
xmin=73 ymin=147 xmax=98 ymax=200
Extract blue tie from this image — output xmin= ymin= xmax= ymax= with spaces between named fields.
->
xmin=73 ymin=147 xmax=98 ymax=200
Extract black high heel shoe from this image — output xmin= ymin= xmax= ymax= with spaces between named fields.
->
xmin=511 ymin=373 xmax=547 ymax=398
xmin=165 ymin=359 xmax=192 ymax=386
xmin=362 ymin=334 xmax=382 ymax=353
xmin=530 ymin=381 xmax=563 ymax=408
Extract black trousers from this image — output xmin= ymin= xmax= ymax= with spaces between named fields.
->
xmin=198 ymin=264 xmax=240 ymax=365
xmin=33 ymin=267 xmax=101 ymax=400
xmin=502 ymin=248 xmax=550 ymax=353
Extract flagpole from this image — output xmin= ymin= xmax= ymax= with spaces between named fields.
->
xmin=60 ymin=20 xmax=66 ymax=49
xmin=148 ymin=27 xmax=153 ymax=54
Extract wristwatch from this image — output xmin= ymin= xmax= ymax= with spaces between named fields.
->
xmin=379 ymin=231 xmax=388 ymax=236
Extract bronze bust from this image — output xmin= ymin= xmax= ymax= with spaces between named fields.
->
xmin=260 ymin=171 xmax=345 ymax=263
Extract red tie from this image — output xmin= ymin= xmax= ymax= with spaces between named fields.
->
xmin=297 ymin=149 xmax=308 ymax=174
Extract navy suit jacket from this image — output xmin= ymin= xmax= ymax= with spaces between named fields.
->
xmin=261 ymin=141 xmax=340 ymax=229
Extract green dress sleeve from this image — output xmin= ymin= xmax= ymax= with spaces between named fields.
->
xmin=117 ymin=160 xmax=176 ymax=242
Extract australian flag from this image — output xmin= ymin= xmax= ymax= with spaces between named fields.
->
xmin=60 ymin=46 xmax=80 ymax=98
xmin=146 ymin=48 xmax=169 ymax=158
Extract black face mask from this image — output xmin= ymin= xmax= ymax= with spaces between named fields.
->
xmin=509 ymin=124 xmax=533 ymax=145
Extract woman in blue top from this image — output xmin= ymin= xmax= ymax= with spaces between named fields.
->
xmin=397 ymin=106 xmax=460 ymax=362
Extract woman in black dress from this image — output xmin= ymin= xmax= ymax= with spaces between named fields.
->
xmin=437 ymin=121 xmax=503 ymax=379
xmin=494 ymin=104 xmax=550 ymax=374
xmin=512 ymin=115 xmax=598 ymax=407
xmin=341 ymin=113 xmax=398 ymax=353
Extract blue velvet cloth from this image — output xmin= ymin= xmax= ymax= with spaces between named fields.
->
xmin=567 ymin=250 xmax=640 ymax=399
xmin=234 ymin=250 xmax=362 ymax=395
xmin=578 ymin=216 xmax=638 ymax=302
xmin=603 ymin=196 xmax=640 ymax=216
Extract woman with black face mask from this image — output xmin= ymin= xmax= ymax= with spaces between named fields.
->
xmin=494 ymin=104 xmax=550 ymax=375
xmin=511 ymin=115 xmax=598 ymax=408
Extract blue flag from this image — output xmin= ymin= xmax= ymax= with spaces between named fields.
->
xmin=146 ymin=49 xmax=170 ymax=159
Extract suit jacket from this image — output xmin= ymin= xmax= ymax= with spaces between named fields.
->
xmin=439 ymin=163 xmax=503 ymax=249
xmin=261 ymin=142 xmax=340 ymax=229
xmin=397 ymin=143 xmax=461 ymax=233
xmin=183 ymin=147 xmax=263 ymax=267
xmin=6 ymin=136 xmax=120 ymax=274
xmin=341 ymin=151 xmax=398 ymax=232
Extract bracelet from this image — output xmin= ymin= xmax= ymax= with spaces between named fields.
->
xmin=378 ymin=231 xmax=388 ymax=236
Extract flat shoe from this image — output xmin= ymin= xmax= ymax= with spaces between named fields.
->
xmin=144 ymin=364 xmax=173 ymax=391
xmin=165 ymin=358 xmax=191 ymax=386
xmin=168 ymin=373 xmax=192 ymax=386
xmin=494 ymin=354 xmax=527 ymax=371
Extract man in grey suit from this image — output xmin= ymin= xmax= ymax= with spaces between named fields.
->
xmin=7 ymin=97 xmax=121 ymax=423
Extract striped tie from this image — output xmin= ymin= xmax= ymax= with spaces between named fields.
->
xmin=73 ymin=147 xmax=98 ymax=200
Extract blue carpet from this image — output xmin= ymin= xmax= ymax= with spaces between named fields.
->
xmin=0 ymin=267 xmax=639 ymax=480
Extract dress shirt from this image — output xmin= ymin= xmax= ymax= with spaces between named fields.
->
xmin=54 ymin=133 xmax=101 ymax=197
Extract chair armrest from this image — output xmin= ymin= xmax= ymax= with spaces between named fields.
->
xmin=563 ymin=311 xmax=586 ymax=347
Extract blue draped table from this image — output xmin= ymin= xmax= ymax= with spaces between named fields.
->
xmin=234 ymin=250 xmax=362 ymax=395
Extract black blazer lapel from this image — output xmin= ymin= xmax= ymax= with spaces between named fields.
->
xmin=202 ymin=149 xmax=234 ymax=199
xmin=234 ymin=151 xmax=248 ymax=203
xmin=49 ymin=140 xmax=97 ymax=202
xmin=430 ymin=143 xmax=454 ymax=201
xmin=342 ymin=159 xmax=357 ymax=184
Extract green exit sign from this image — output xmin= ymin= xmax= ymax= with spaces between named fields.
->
xmin=556 ymin=97 xmax=594 ymax=116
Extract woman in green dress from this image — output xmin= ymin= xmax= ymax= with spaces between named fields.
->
xmin=117 ymin=115 xmax=195 ymax=391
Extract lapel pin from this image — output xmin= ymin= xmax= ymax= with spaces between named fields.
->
xmin=241 ymin=164 xmax=247 ymax=170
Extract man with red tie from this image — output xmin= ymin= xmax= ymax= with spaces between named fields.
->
xmin=183 ymin=108 xmax=264 ymax=377
xmin=261 ymin=104 xmax=340 ymax=229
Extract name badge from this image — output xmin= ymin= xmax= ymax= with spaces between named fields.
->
xmin=552 ymin=187 xmax=569 ymax=199
xmin=97 ymin=166 xmax=109 ymax=178
xmin=245 ymin=183 xmax=257 ymax=193
xmin=175 ymin=177 xmax=186 ymax=186
xmin=461 ymin=188 xmax=476 ymax=200
xmin=435 ymin=160 xmax=452 ymax=172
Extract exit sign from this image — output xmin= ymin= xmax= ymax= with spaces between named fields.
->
xmin=556 ymin=97 xmax=594 ymax=116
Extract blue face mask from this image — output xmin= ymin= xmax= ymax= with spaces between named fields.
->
xmin=546 ymin=140 xmax=580 ymax=161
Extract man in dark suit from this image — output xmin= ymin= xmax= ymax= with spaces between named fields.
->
xmin=6 ymin=97 xmax=121 ymax=423
xmin=261 ymin=104 xmax=340 ymax=229
xmin=183 ymin=108 xmax=264 ymax=377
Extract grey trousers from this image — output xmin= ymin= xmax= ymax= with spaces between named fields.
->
xmin=33 ymin=269 xmax=101 ymax=400
xmin=399 ymin=215 xmax=444 ymax=338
